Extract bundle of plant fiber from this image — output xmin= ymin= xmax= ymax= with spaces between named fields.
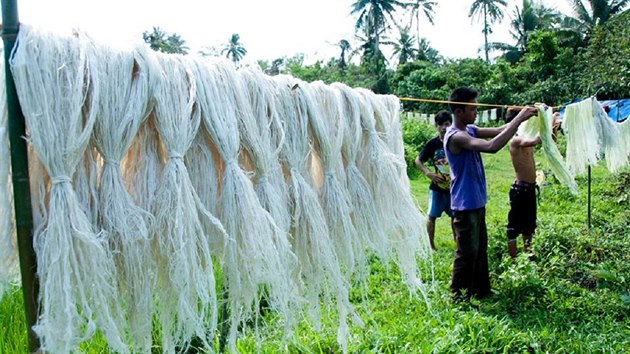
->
xmin=191 ymin=58 xmax=298 ymax=351
xmin=10 ymin=25 xmax=127 ymax=353
xmin=90 ymin=42 xmax=156 ymax=351
xmin=149 ymin=52 xmax=224 ymax=352
xmin=355 ymin=88 xmax=429 ymax=291
xmin=273 ymin=75 xmax=357 ymax=353
xmin=592 ymin=99 xmax=629 ymax=173
xmin=563 ymin=98 xmax=601 ymax=175
xmin=332 ymin=82 xmax=388 ymax=264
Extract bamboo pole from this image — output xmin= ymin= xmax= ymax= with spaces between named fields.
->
xmin=1 ymin=1 xmax=40 ymax=352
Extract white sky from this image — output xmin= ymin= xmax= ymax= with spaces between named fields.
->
xmin=12 ymin=0 xmax=574 ymax=64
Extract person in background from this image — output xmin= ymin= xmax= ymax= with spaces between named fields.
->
xmin=415 ymin=110 xmax=455 ymax=251
xmin=444 ymin=87 xmax=536 ymax=300
xmin=505 ymin=108 xmax=561 ymax=258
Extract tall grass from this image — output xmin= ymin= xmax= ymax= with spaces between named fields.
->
xmin=2 ymin=147 xmax=629 ymax=353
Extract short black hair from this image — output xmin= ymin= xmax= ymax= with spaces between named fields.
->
xmin=504 ymin=107 xmax=520 ymax=123
xmin=434 ymin=110 xmax=453 ymax=125
xmin=448 ymin=87 xmax=478 ymax=113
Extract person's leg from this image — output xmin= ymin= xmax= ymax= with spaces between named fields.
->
xmin=427 ymin=216 xmax=437 ymax=251
xmin=473 ymin=208 xmax=491 ymax=298
xmin=450 ymin=210 xmax=480 ymax=301
xmin=506 ymin=184 xmax=522 ymax=258
xmin=427 ymin=190 xmax=443 ymax=250
xmin=523 ymin=186 xmax=537 ymax=254
xmin=507 ymin=238 xmax=518 ymax=258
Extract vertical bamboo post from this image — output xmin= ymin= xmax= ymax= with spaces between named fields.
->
xmin=1 ymin=1 xmax=40 ymax=352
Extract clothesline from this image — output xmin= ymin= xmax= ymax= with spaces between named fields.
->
xmin=398 ymin=97 xmax=564 ymax=110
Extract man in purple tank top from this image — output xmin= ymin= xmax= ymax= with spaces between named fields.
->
xmin=443 ymin=87 xmax=536 ymax=301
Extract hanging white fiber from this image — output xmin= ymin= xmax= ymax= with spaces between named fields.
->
xmin=373 ymin=94 xmax=408 ymax=185
xmin=355 ymin=88 xmax=429 ymax=291
xmin=90 ymin=42 xmax=156 ymax=351
xmin=191 ymin=58 xmax=298 ymax=351
xmin=332 ymin=82 xmax=388 ymax=264
xmin=563 ymin=98 xmax=600 ymax=175
xmin=10 ymin=25 xmax=127 ymax=353
xmin=239 ymin=67 xmax=291 ymax=234
xmin=306 ymin=81 xmax=361 ymax=278
xmin=592 ymin=100 xmax=629 ymax=172
xmin=149 ymin=52 xmax=224 ymax=353
xmin=0 ymin=50 xmax=20 ymax=299
xmin=273 ymin=75 xmax=356 ymax=353
xmin=520 ymin=106 xmax=578 ymax=193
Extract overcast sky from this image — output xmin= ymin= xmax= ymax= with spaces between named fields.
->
xmin=13 ymin=0 xmax=575 ymax=64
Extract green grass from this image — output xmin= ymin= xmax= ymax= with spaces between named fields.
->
xmin=2 ymin=148 xmax=629 ymax=353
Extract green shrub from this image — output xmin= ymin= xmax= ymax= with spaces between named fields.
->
xmin=401 ymin=116 xmax=435 ymax=179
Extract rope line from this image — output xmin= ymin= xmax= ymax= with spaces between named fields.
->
xmin=398 ymin=97 xmax=563 ymax=110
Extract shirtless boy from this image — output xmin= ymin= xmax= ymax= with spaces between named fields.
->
xmin=505 ymin=108 xmax=560 ymax=258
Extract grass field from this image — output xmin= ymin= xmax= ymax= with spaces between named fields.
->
xmin=1 ymin=148 xmax=629 ymax=353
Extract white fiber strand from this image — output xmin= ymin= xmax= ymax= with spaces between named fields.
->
xmin=91 ymin=43 xmax=155 ymax=351
xmin=191 ymin=58 xmax=297 ymax=351
xmin=11 ymin=26 xmax=126 ymax=353
xmin=149 ymin=53 xmax=222 ymax=352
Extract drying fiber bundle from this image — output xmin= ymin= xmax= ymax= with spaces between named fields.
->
xmin=372 ymin=94 xmax=408 ymax=186
xmin=355 ymin=88 xmax=429 ymax=291
xmin=273 ymin=75 xmax=356 ymax=352
xmin=239 ymin=67 xmax=291 ymax=234
xmin=592 ymin=100 xmax=629 ymax=172
xmin=332 ymin=82 xmax=388 ymax=264
xmin=90 ymin=43 xmax=155 ymax=351
xmin=520 ymin=106 xmax=578 ymax=193
xmin=191 ymin=58 xmax=297 ymax=350
xmin=149 ymin=52 xmax=223 ymax=352
xmin=563 ymin=98 xmax=600 ymax=175
xmin=10 ymin=26 xmax=127 ymax=353
xmin=0 ymin=50 xmax=19 ymax=299
xmin=306 ymin=81 xmax=361 ymax=277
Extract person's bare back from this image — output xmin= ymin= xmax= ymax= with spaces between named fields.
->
xmin=509 ymin=137 xmax=538 ymax=183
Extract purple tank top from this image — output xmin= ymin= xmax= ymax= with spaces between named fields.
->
xmin=443 ymin=125 xmax=487 ymax=211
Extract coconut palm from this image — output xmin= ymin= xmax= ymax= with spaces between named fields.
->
xmin=405 ymin=0 xmax=437 ymax=55
xmin=338 ymin=39 xmax=352 ymax=69
xmin=142 ymin=27 xmax=189 ymax=54
xmin=488 ymin=0 xmax=560 ymax=62
xmin=563 ymin=0 xmax=630 ymax=43
xmin=350 ymin=0 xmax=406 ymax=55
xmin=469 ymin=0 xmax=508 ymax=63
xmin=386 ymin=26 xmax=417 ymax=66
xmin=221 ymin=33 xmax=247 ymax=63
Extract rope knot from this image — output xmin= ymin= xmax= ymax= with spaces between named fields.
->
xmin=51 ymin=175 xmax=72 ymax=185
xmin=168 ymin=153 xmax=184 ymax=160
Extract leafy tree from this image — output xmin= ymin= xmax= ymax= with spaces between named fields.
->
xmin=221 ymin=33 xmax=247 ymax=64
xmin=469 ymin=0 xmax=508 ymax=63
xmin=576 ymin=9 xmax=630 ymax=99
xmin=142 ymin=27 xmax=189 ymax=54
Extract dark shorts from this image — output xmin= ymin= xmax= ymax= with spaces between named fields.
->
xmin=507 ymin=182 xmax=537 ymax=240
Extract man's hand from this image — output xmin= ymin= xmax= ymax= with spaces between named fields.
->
xmin=426 ymin=172 xmax=446 ymax=184
xmin=514 ymin=106 xmax=538 ymax=122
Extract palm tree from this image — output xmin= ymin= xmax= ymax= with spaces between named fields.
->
xmin=142 ymin=27 xmax=189 ymax=54
xmin=405 ymin=0 xmax=437 ymax=54
xmin=417 ymin=38 xmax=443 ymax=64
xmin=338 ymin=39 xmax=352 ymax=69
xmin=386 ymin=26 xmax=417 ymax=66
xmin=221 ymin=33 xmax=247 ymax=64
xmin=488 ymin=0 xmax=559 ymax=62
xmin=350 ymin=0 xmax=406 ymax=55
xmin=564 ymin=0 xmax=630 ymax=43
xmin=469 ymin=0 xmax=508 ymax=63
